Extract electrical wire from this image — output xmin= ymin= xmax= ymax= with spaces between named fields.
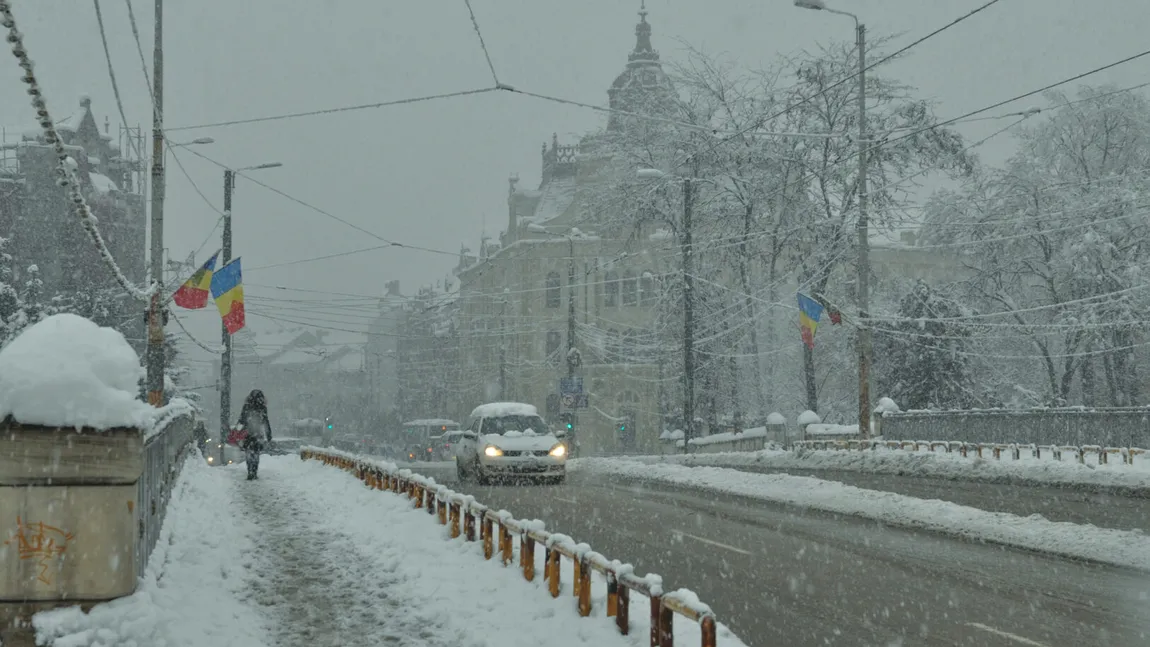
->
xmin=0 ymin=0 xmax=152 ymax=301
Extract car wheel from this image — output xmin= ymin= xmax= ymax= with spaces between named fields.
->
xmin=474 ymin=462 xmax=489 ymax=486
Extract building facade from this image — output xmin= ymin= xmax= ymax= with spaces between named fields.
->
xmin=0 ymin=97 xmax=146 ymax=349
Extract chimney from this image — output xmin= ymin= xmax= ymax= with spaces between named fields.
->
xmin=385 ymin=280 xmax=401 ymax=297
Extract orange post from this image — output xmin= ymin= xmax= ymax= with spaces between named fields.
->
xmin=547 ymin=549 xmax=561 ymax=598
xmin=483 ymin=517 xmax=494 ymax=560
xmin=426 ymin=489 xmax=435 ymax=514
xmin=438 ymin=499 xmax=447 ymax=526
xmin=606 ymin=573 xmax=619 ymax=618
xmin=449 ymin=502 xmax=461 ymax=538
xmin=501 ymin=524 xmax=514 ymax=565
xmin=573 ymin=559 xmax=582 ymax=598
xmin=649 ymin=595 xmax=661 ymax=647
xmin=464 ymin=510 xmax=476 ymax=541
xmin=522 ymin=535 xmax=535 ymax=581
xmin=616 ymin=581 xmax=630 ymax=635
xmin=658 ymin=602 xmax=673 ymax=647
xmin=577 ymin=559 xmax=591 ymax=617
xmin=700 ymin=616 xmax=717 ymax=647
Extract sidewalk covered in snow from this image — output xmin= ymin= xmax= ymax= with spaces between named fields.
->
xmin=32 ymin=456 xmax=660 ymax=647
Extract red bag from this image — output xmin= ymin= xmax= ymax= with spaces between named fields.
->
xmin=226 ymin=428 xmax=248 ymax=446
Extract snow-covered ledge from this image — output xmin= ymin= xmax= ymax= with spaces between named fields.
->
xmin=0 ymin=315 xmax=195 ymax=639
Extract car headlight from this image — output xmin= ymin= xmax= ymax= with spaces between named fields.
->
xmin=484 ymin=445 xmax=503 ymax=457
xmin=549 ymin=444 xmax=567 ymax=458
xmin=207 ymin=456 xmax=214 ymax=463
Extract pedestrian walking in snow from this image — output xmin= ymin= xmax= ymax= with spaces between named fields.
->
xmin=237 ymin=389 xmax=273 ymax=480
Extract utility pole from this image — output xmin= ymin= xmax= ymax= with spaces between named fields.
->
xmin=565 ymin=236 xmax=579 ymax=451
xmin=681 ymin=178 xmax=695 ymax=453
xmin=144 ymin=0 xmax=165 ymax=407
xmin=218 ymin=169 xmax=234 ymax=465
xmin=855 ymin=22 xmax=872 ymax=439
xmin=498 ymin=296 xmax=507 ymax=398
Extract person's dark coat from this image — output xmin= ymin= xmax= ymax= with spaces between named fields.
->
xmin=238 ymin=390 xmax=273 ymax=450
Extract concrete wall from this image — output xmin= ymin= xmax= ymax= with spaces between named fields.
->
xmin=0 ymin=414 xmax=194 ymax=644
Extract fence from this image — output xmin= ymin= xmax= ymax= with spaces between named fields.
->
xmin=794 ymin=438 xmax=1148 ymax=465
xmin=877 ymin=407 xmax=1150 ymax=448
xmin=300 ymin=447 xmax=720 ymax=647
xmin=660 ymin=424 xmax=788 ymax=454
xmin=136 ymin=413 xmax=196 ymax=575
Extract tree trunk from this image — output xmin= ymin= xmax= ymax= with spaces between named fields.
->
xmin=1079 ymin=351 xmax=1096 ymax=407
xmin=1103 ymin=351 xmax=1120 ymax=406
xmin=738 ymin=204 xmax=767 ymax=424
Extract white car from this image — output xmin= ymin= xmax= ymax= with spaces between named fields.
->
xmin=455 ymin=402 xmax=567 ymax=485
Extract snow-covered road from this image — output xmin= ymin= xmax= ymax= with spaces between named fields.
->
xmin=34 ymin=455 xmax=652 ymax=647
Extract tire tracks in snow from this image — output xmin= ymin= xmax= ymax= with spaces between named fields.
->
xmin=234 ymin=464 xmax=434 ymax=646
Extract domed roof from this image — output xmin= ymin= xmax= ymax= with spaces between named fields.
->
xmin=606 ymin=3 xmax=676 ymax=130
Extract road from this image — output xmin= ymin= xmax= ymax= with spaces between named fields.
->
xmin=701 ymin=465 xmax=1150 ymax=532
xmin=406 ymin=462 xmax=1150 ymax=647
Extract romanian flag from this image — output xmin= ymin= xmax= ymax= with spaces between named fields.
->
xmin=172 ymin=252 xmax=218 ymax=309
xmin=210 ymin=258 xmax=245 ymax=334
xmin=797 ymin=293 xmax=824 ymax=349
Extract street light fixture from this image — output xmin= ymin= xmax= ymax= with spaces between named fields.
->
xmin=168 ymin=137 xmax=215 ymax=147
xmin=217 ymin=160 xmax=283 ymax=466
xmin=794 ymin=0 xmax=872 ymax=439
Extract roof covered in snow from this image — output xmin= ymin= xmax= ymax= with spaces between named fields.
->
xmin=469 ymin=402 xmax=539 ymax=419
xmin=521 ymin=176 xmax=577 ymax=225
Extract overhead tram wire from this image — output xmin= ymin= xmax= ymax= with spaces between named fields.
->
xmin=463 ymin=0 xmax=502 ymax=87
xmin=245 ymin=243 xmax=397 ymax=272
xmin=166 ymin=88 xmax=499 ymax=132
xmin=177 ymin=146 xmax=458 ymax=258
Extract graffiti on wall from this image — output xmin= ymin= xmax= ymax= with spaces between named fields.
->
xmin=4 ymin=517 xmax=76 ymax=585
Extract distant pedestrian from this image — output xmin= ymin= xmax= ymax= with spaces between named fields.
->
xmin=237 ymin=389 xmax=273 ymax=480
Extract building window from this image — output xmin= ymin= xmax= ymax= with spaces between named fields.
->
xmin=546 ymin=330 xmax=562 ymax=362
xmin=545 ymin=272 xmax=561 ymax=308
xmin=640 ymin=271 xmax=656 ymax=305
xmin=604 ymin=271 xmax=619 ymax=307
xmin=622 ymin=270 xmax=638 ymax=306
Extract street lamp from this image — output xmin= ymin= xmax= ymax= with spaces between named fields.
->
xmin=169 ymin=137 xmax=215 ymax=147
xmin=794 ymin=0 xmax=872 ymax=439
xmin=218 ymin=160 xmax=283 ymax=465
xmin=636 ymin=168 xmax=700 ymax=453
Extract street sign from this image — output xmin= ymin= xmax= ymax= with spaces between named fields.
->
xmin=559 ymin=377 xmax=584 ymax=396
xmin=561 ymin=393 xmax=589 ymax=410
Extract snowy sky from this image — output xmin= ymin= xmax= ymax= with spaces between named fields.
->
xmin=3 ymin=0 xmax=1149 ymax=370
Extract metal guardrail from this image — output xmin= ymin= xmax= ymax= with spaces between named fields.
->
xmin=135 ymin=414 xmax=196 ymax=575
xmin=878 ymin=407 xmax=1150 ymax=448
xmin=794 ymin=439 xmax=1147 ymax=465
xmin=300 ymin=447 xmax=720 ymax=647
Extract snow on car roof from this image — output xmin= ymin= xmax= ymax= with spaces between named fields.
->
xmin=469 ymin=402 xmax=539 ymax=419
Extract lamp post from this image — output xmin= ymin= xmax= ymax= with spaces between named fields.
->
xmin=218 ymin=162 xmax=283 ymax=465
xmin=637 ymin=168 xmax=701 ymax=452
xmin=794 ymin=0 xmax=872 ymax=438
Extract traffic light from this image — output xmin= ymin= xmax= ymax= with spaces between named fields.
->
xmin=325 ymin=417 xmax=334 ymax=430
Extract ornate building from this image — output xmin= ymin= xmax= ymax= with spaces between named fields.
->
xmin=453 ymin=7 xmax=680 ymax=454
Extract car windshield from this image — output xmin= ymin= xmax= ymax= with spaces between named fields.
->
xmin=481 ymin=415 xmax=548 ymax=436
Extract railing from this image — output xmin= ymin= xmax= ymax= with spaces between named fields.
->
xmin=300 ymin=447 xmax=720 ymax=647
xmin=794 ymin=439 xmax=1147 ymax=465
xmin=877 ymin=407 xmax=1150 ymax=448
xmin=136 ymin=413 xmax=196 ymax=575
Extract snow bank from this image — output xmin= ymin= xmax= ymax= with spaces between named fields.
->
xmin=0 ymin=314 xmax=156 ymax=430
xmin=797 ymin=410 xmax=821 ymax=425
xmin=766 ymin=412 xmax=786 ymax=425
xmin=576 ymin=458 xmax=1150 ymax=571
xmin=632 ymin=446 xmax=1150 ymax=491
xmin=33 ymin=458 xmax=268 ymax=646
xmin=805 ymin=423 xmax=859 ymax=436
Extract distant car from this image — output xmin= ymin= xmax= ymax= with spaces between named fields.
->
xmin=206 ymin=442 xmax=245 ymax=467
xmin=431 ymin=430 xmax=468 ymax=461
xmin=454 ymin=402 xmax=567 ymax=485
